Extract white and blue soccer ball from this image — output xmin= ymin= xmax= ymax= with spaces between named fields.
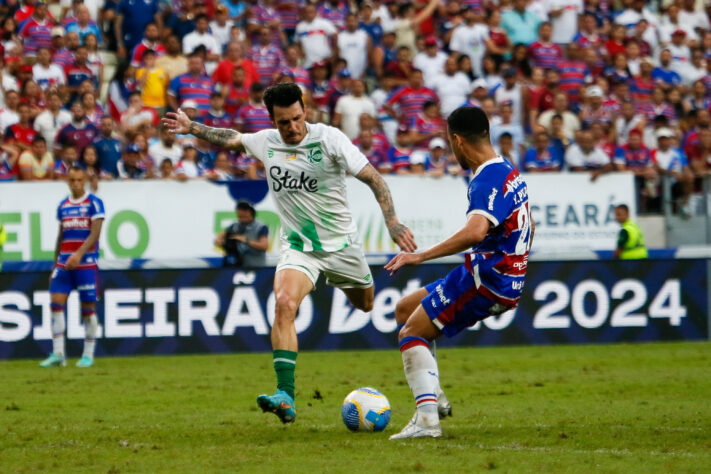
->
xmin=341 ymin=387 xmax=391 ymax=432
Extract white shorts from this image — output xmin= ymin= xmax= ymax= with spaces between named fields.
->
xmin=276 ymin=243 xmax=373 ymax=290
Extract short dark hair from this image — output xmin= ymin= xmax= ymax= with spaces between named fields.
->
xmin=447 ymin=107 xmax=490 ymax=144
xmin=615 ymin=204 xmax=629 ymax=213
xmin=32 ymin=135 xmax=46 ymax=144
xmin=250 ymin=82 xmax=265 ymax=94
xmin=68 ymin=165 xmax=84 ymax=174
xmin=236 ymin=200 xmax=256 ymax=217
xmin=263 ymin=83 xmax=304 ymax=118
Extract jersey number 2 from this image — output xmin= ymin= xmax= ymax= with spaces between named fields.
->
xmin=515 ymin=203 xmax=532 ymax=255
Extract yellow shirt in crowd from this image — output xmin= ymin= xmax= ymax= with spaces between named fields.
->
xmin=136 ymin=67 xmax=168 ymax=108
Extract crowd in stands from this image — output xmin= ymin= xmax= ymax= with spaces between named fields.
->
xmin=1 ymin=0 xmax=711 ymax=214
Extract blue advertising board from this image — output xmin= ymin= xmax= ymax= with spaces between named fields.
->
xmin=0 ymin=259 xmax=707 ymax=359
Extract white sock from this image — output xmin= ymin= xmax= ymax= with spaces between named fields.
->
xmin=51 ymin=310 xmax=65 ymax=357
xmin=82 ymin=314 xmax=98 ymax=359
xmin=429 ymin=340 xmax=444 ymax=398
xmin=400 ymin=337 xmax=439 ymax=427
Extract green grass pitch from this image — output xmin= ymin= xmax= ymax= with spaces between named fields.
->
xmin=2 ymin=342 xmax=710 ymax=473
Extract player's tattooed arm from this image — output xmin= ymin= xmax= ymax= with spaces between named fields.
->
xmin=188 ymin=122 xmax=244 ymax=151
xmin=356 ymin=164 xmax=417 ymax=252
xmin=161 ymin=109 xmax=245 ymax=151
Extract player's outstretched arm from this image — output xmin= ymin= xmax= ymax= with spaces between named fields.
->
xmin=161 ymin=109 xmax=245 ymax=152
xmin=385 ymin=214 xmax=490 ymax=274
xmin=355 ymin=163 xmax=417 ymax=252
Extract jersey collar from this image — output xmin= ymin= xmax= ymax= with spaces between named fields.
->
xmin=68 ymin=192 xmax=89 ymax=204
xmin=472 ymin=155 xmax=505 ymax=180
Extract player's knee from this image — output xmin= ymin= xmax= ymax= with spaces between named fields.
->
xmin=274 ymin=291 xmax=299 ymax=321
xmin=355 ymin=293 xmax=374 ymax=312
xmin=394 ymin=299 xmax=412 ymax=325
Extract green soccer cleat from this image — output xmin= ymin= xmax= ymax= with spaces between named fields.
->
xmin=76 ymin=356 xmax=94 ymax=368
xmin=39 ymin=353 xmax=66 ymax=368
xmin=257 ymin=390 xmax=296 ymax=424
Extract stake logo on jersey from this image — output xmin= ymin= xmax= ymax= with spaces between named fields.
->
xmin=241 ymin=123 xmax=369 ymax=252
xmin=465 ymin=157 xmax=531 ymax=307
xmin=56 ymin=193 xmax=105 ymax=269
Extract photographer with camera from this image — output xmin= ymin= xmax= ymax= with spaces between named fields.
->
xmin=215 ymin=201 xmax=269 ymax=267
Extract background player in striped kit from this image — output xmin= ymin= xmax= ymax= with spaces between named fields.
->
xmin=40 ymin=166 xmax=105 ymax=368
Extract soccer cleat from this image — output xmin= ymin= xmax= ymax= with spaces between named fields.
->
xmin=76 ymin=356 xmax=94 ymax=368
xmin=257 ymin=390 xmax=296 ymax=424
xmin=389 ymin=412 xmax=442 ymax=440
xmin=39 ymin=353 xmax=66 ymax=368
xmin=437 ymin=391 xmax=452 ymax=419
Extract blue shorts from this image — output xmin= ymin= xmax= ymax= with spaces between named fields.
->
xmin=49 ymin=266 xmax=99 ymax=302
xmin=421 ymin=264 xmax=510 ymax=338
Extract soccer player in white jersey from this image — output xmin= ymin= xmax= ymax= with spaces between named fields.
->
xmin=163 ymin=83 xmax=417 ymax=424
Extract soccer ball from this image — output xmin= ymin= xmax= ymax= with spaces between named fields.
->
xmin=341 ymin=387 xmax=391 ymax=432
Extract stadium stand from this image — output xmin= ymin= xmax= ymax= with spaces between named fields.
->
xmin=1 ymin=0 xmax=710 ymax=217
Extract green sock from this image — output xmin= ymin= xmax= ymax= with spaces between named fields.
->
xmin=273 ymin=349 xmax=297 ymax=399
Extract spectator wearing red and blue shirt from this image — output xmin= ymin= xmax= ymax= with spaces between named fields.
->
xmin=201 ymin=92 xmax=234 ymax=130
xmin=409 ymin=100 xmax=446 ymax=151
xmin=275 ymin=0 xmax=304 ymax=42
xmin=129 ymin=23 xmax=165 ymax=67
xmin=354 ymin=128 xmax=389 ymax=173
xmin=630 ymin=58 xmax=655 ymax=103
xmin=574 ymin=13 xmax=603 ymax=50
xmin=528 ymin=23 xmax=563 ymax=70
xmin=558 ymin=44 xmax=590 ymax=109
xmin=613 ymin=130 xmax=654 ymax=171
xmin=5 ymin=102 xmax=36 ymax=151
xmin=55 ymin=101 xmax=100 ymax=156
xmin=385 ymin=69 xmax=439 ymax=124
xmin=386 ymin=124 xmax=414 ymax=174
xmin=281 ymin=45 xmax=311 ymax=89
xmin=52 ymin=30 xmax=78 ymax=68
xmin=637 ymin=87 xmax=676 ymax=123
xmin=167 ymin=53 xmax=214 ymax=111
xmin=64 ymin=46 xmax=96 ymax=93
xmin=318 ymin=0 xmax=348 ymax=30
xmin=249 ymin=27 xmax=286 ymax=85
xmin=19 ymin=2 xmax=52 ymax=56
xmin=249 ymin=0 xmax=286 ymax=47
xmin=235 ymin=83 xmax=272 ymax=133
xmin=522 ymin=131 xmax=564 ymax=172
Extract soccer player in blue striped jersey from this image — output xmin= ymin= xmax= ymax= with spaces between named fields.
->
xmin=385 ymin=106 xmax=534 ymax=439
xmin=40 ymin=166 xmax=105 ymax=368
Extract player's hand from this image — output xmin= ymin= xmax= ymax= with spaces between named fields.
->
xmin=387 ymin=221 xmax=417 ymax=252
xmin=65 ymin=253 xmax=81 ymax=270
xmin=162 ymin=109 xmax=192 ymax=135
xmin=384 ymin=251 xmax=424 ymax=275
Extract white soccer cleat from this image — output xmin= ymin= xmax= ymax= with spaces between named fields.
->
xmin=389 ymin=412 xmax=442 ymax=440
xmin=437 ymin=391 xmax=452 ymax=419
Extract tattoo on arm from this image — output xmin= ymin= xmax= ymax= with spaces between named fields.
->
xmin=356 ymin=164 xmax=408 ymax=239
xmin=189 ymin=122 xmax=243 ymax=151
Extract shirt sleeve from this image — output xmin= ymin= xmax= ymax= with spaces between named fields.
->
xmin=326 ymin=126 xmax=369 ymax=175
xmin=90 ymin=196 xmax=106 ymax=220
xmin=465 ymin=170 xmax=511 ymax=227
xmin=564 ymin=146 xmax=582 ymax=168
xmin=168 ymin=76 xmax=180 ymax=97
xmin=613 ymin=147 xmax=625 ymax=165
xmin=240 ymin=129 xmax=269 ymax=163
xmin=257 ymin=224 xmax=269 ymax=238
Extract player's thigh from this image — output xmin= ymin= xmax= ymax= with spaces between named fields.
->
xmin=399 ymin=304 xmax=441 ymax=342
xmin=395 ymin=287 xmax=430 ymax=325
xmin=322 ymin=243 xmax=373 ymax=291
xmin=74 ymin=268 xmax=99 ymax=304
xmin=49 ymin=267 xmax=71 ymax=305
xmin=341 ymin=286 xmax=374 ymax=312
xmin=273 ymin=268 xmax=315 ymax=321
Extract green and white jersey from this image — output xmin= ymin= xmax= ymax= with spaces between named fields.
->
xmin=241 ymin=123 xmax=370 ymax=252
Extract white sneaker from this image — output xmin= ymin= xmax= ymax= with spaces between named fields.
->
xmin=389 ymin=412 xmax=442 ymax=440
xmin=437 ymin=391 xmax=452 ymax=419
